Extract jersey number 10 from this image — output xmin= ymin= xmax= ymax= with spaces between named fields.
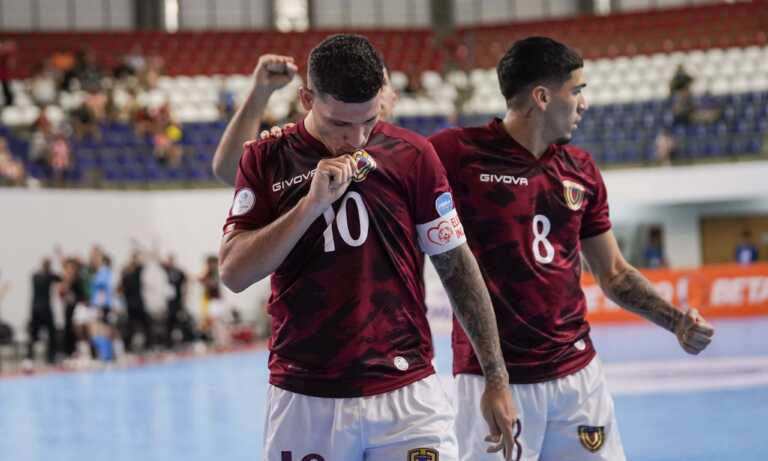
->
xmin=322 ymin=191 xmax=370 ymax=252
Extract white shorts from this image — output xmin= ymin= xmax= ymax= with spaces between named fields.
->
xmin=455 ymin=357 xmax=626 ymax=461
xmin=263 ymin=374 xmax=457 ymax=461
xmin=72 ymin=303 xmax=97 ymax=326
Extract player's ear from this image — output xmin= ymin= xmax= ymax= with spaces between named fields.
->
xmin=298 ymin=86 xmax=314 ymax=111
xmin=532 ymin=85 xmax=549 ymax=110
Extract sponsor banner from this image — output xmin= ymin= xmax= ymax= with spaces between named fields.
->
xmin=584 ymin=263 xmax=768 ymax=323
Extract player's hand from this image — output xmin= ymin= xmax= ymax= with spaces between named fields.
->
xmin=252 ymin=54 xmax=298 ymax=92
xmin=674 ymin=307 xmax=714 ymax=354
xmin=305 ymin=155 xmax=357 ymax=215
xmin=259 ymin=123 xmax=296 ymax=140
xmin=480 ymin=381 xmax=520 ymax=460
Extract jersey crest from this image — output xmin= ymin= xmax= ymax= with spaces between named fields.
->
xmin=352 ymin=149 xmax=377 ymax=182
xmin=563 ymin=180 xmax=586 ymax=211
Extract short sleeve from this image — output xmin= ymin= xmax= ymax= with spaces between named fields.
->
xmin=580 ymin=162 xmax=612 ymax=239
xmin=428 ymin=129 xmax=461 ymax=186
xmin=409 ymin=142 xmax=467 ymax=255
xmin=222 ymin=144 xmax=276 ymax=235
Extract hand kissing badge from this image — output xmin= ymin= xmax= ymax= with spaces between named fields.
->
xmin=352 ymin=149 xmax=377 ymax=182
xmin=427 ymin=220 xmax=454 ymax=245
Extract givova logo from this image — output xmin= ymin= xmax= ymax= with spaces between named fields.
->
xmin=272 ymin=169 xmax=317 ymax=192
xmin=479 ymin=173 xmax=528 ymax=186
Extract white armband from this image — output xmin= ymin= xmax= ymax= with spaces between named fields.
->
xmin=416 ymin=208 xmax=467 ymax=256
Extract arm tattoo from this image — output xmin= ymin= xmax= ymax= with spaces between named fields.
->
xmin=431 ymin=244 xmax=508 ymax=389
xmin=606 ymin=268 xmax=684 ymax=332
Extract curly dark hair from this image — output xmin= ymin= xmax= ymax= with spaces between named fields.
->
xmin=309 ymin=34 xmax=384 ymax=103
xmin=497 ymin=36 xmax=583 ymax=103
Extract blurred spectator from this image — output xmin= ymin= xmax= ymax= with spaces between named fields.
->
xmin=160 ymin=254 xmax=194 ymax=348
xmin=118 ymin=251 xmax=154 ymax=352
xmin=152 ymin=104 xmax=183 ymax=167
xmin=142 ymin=55 xmax=165 ymax=89
xmin=0 ymin=136 xmax=27 ymax=187
xmin=656 ymin=65 xmax=721 ymax=164
xmin=643 ymin=227 xmax=668 ymax=269
xmin=59 ymin=256 xmax=86 ymax=357
xmin=735 ymin=229 xmax=759 ymax=265
xmin=113 ymin=44 xmax=146 ymax=80
xmin=0 ymin=40 xmax=16 ymax=106
xmin=50 ymin=50 xmax=76 ymax=91
xmin=49 ymin=133 xmax=73 ymax=187
xmin=27 ymin=60 xmax=59 ymax=107
xmin=27 ymin=258 xmax=61 ymax=364
xmin=74 ymin=49 xmax=103 ymax=92
xmin=90 ymin=252 xmax=115 ymax=320
xmin=199 ymin=255 xmax=221 ymax=340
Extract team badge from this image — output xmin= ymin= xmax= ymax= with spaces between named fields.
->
xmin=563 ymin=180 xmax=586 ymax=211
xmin=407 ymin=448 xmax=439 ymax=461
xmin=578 ymin=425 xmax=605 ymax=452
xmin=352 ymin=149 xmax=377 ymax=182
xmin=231 ymin=188 xmax=255 ymax=216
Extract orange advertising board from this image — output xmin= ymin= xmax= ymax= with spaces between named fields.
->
xmin=582 ymin=263 xmax=768 ymax=323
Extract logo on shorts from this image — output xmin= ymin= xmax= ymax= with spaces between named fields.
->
xmin=578 ymin=425 xmax=605 ymax=452
xmin=407 ymin=448 xmax=439 ymax=461
xmin=352 ymin=149 xmax=377 ymax=182
xmin=563 ymin=180 xmax=586 ymax=211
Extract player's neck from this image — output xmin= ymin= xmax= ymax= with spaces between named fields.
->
xmin=303 ymin=112 xmax=334 ymax=156
xmin=501 ymin=112 xmax=549 ymax=158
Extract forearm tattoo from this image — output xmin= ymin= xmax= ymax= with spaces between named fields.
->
xmin=431 ymin=245 xmax=508 ymax=389
xmin=607 ymin=268 xmax=684 ymax=332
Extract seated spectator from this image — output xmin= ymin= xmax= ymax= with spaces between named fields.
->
xmin=735 ymin=229 xmax=760 ymax=265
xmin=0 ymin=40 xmax=16 ymax=107
xmin=49 ymin=133 xmax=72 ymax=187
xmin=28 ymin=60 xmax=59 ymax=107
xmin=0 ymin=136 xmax=26 ymax=187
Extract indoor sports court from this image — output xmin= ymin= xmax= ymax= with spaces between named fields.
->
xmin=1 ymin=1 xmax=767 ymax=460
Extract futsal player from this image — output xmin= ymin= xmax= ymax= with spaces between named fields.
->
xmin=218 ymin=34 xmax=518 ymax=460
xmin=429 ymin=36 xmax=715 ymax=461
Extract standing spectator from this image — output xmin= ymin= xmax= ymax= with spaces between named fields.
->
xmin=199 ymin=255 xmax=221 ymax=340
xmin=735 ymin=229 xmax=759 ymax=265
xmin=643 ymin=227 xmax=668 ymax=269
xmin=27 ymin=258 xmax=61 ymax=365
xmin=90 ymin=253 xmax=114 ymax=320
xmin=59 ymin=257 xmax=86 ymax=356
xmin=160 ymin=254 xmax=192 ymax=348
xmin=0 ymin=40 xmax=16 ymax=107
xmin=118 ymin=251 xmax=154 ymax=352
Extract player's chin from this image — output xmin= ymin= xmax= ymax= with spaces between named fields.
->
xmin=555 ymin=134 xmax=573 ymax=146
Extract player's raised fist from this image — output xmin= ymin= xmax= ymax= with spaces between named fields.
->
xmin=675 ymin=307 xmax=714 ymax=355
xmin=252 ymin=54 xmax=298 ymax=91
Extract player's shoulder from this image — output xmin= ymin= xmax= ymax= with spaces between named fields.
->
xmin=375 ymin=121 xmax=433 ymax=154
xmin=430 ymin=124 xmax=492 ymax=149
xmin=241 ymin=125 xmax=301 ymax=162
xmin=561 ymin=143 xmax=600 ymax=167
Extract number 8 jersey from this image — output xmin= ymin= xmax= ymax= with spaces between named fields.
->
xmin=223 ymin=118 xmax=465 ymax=398
xmin=430 ymin=118 xmax=612 ymax=384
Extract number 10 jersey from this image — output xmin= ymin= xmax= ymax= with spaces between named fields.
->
xmin=223 ymin=119 xmax=461 ymax=398
xmin=430 ymin=118 xmax=612 ymax=384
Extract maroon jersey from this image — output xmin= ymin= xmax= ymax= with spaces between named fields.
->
xmin=430 ymin=118 xmax=612 ymax=384
xmin=224 ymin=118 xmax=461 ymax=397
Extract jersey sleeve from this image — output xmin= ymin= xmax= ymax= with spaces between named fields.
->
xmin=428 ymin=128 xmax=461 ymax=185
xmin=222 ymin=143 xmax=276 ymax=235
xmin=580 ymin=160 xmax=612 ymax=239
xmin=408 ymin=141 xmax=467 ymax=255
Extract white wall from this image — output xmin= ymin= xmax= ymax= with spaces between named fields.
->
xmin=313 ymin=0 xmax=429 ymax=28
